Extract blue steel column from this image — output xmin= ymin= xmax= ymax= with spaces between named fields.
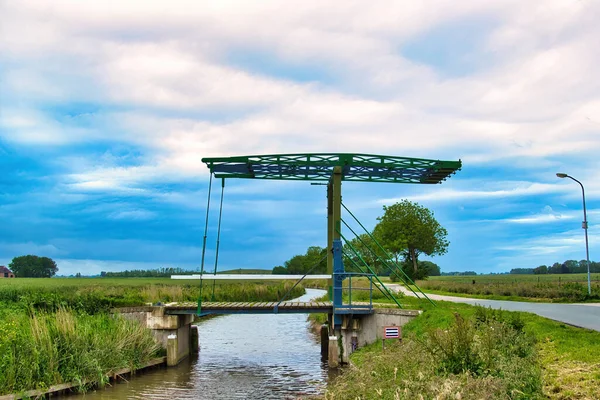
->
xmin=332 ymin=239 xmax=344 ymax=327
xmin=331 ymin=165 xmax=343 ymax=328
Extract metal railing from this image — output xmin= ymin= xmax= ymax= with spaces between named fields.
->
xmin=333 ymin=272 xmax=374 ymax=313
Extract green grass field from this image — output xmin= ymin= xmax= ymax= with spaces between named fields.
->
xmin=415 ymin=273 xmax=600 ymax=302
xmin=325 ymin=296 xmax=600 ymax=399
xmin=0 ymin=277 xmax=306 ymax=313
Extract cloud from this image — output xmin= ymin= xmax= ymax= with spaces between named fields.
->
xmin=504 ymin=205 xmax=572 ymax=224
xmin=108 ymin=209 xmax=156 ymax=221
xmin=378 ymin=181 xmax=569 ymax=204
xmin=1 ymin=0 xmax=599 ymax=274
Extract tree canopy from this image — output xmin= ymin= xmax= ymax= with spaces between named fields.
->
xmin=272 ymin=246 xmax=327 ymax=275
xmin=9 ymin=255 xmax=58 ymax=278
xmin=343 ymin=233 xmax=389 ymax=275
xmin=373 ymin=200 xmax=448 ymax=279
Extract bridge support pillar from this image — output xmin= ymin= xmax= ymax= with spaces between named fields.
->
xmin=117 ymin=306 xmax=196 ymax=367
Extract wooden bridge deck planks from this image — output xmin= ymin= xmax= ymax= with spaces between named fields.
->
xmin=165 ymin=301 xmax=334 ymax=313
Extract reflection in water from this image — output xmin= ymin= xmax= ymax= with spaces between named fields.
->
xmin=76 ymin=289 xmax=328 ymax=399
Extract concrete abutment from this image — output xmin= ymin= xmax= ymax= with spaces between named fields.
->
xmin=326 ymin=308 xmax=421 ymax=367
xmin=117 ymin=306 xmax=197 ymax=367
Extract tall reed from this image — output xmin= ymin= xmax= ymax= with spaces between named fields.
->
xmin=0 ymin=308 xmax=162 ymax=395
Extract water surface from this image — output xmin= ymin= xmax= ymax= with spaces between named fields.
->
xmin=76 ymin=288 xmax=328 ymax=399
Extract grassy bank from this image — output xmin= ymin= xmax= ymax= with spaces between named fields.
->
xmin=324 ymin=297 xmax=600 ymax=399
xmin=0 ymin=278 xmax=306 ymax=313
xmin=417 ymin=273 xmax=600 ymax=302
xmin=0 ymin=306 xmax=162 ymax=396
xmin=0 ymin=277 xmax=306 ymax=396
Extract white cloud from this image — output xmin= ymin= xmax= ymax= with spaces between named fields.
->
xmin=379 ymin=181 xmax=569 ymax=204
xmin=109 ymin=209 xmax=156 ymax=221
xmin=2 ymin=0 xmax=600 ymax=273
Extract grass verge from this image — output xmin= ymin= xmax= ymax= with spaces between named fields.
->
xmin=324 ymin=297 xmax=600 ymax=399
xmin=0 ymin=307 xmax=163 ymax=396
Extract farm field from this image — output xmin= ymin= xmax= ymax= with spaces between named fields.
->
xmin=0 ymin=277 xmax=306 ymax=313
xmin=415 ymin=273 xmax=600 ymax=302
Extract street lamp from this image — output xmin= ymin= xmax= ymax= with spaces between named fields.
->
xmin=556 ymin=173 xmax=591 ymax=295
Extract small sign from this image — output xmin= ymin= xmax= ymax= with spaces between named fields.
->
xmin=383 ymin=326 xmax=401 ymax=339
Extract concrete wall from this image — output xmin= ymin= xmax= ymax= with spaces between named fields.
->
xmin=336 ymin=308 xmax=421 ymax=364
xmin=116 ymin=307 xmax=195 ymax=366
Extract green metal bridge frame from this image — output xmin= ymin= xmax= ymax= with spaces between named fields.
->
xmin=201 ymin=153 xmax=461 ymax=326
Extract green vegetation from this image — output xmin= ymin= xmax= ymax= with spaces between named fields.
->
xmin=0 ymin=307 xmax=162 ymax=395
xmin=102 ymin=267 xmax=273 ymax=277
xmin=102 ymin=267 xmax=194 ymax=278
xmin=272 ymin=246 xmax=327 ymax=274
xmin=418 ymin=273 xmax=600 ymax=302
xmin=0 ymin=278 xmax=306 ymax=313
xmin=325 ymin=297 xmax=600 ymax=399
xmin=373 ymin=200 xmax=448 ymax=280
xmin=0 ymin=277 xmax=306 ymax=396
xmin=512 ymin=259 xmax=600 ymax=275
xmin=218 ymin=268 xmax=272 ymax=274
xmin=8 ymin=255 xmax=58 ymax=278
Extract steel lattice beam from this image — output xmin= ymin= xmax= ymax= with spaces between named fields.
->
xmin=202 ymin=153 xmax=461 ymax=184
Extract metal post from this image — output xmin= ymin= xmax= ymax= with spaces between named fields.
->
xmin=349 ymin=275 xmax=352 ymax=306
xmin=557 ymin=174 xmax=592 ymax=295
xmin=333 ymin=166 xmax=342 ymax=242
xmin=574 ymin=178 xmax=592 ymax=296
xmin=332 ymin=239 xmax=344 ymax=327
xmin=327 ymin=181 xmax=333 ymax=300
xmin=332 ymin=166 xmax=343 ymax=328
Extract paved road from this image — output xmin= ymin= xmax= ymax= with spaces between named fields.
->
xmin=388 ymin=284 xmax=600 ymax=332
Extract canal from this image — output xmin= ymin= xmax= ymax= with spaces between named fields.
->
xmin=76 ymin=288 xmax=329 ymax=399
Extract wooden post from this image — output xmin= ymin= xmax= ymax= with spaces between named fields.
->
xmin=190 ymin=325 xmax=199 ymax=355
xmin=167 ymin=334 xmax=179 ymax=366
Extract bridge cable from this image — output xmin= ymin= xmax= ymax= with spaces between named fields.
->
xmin=274 ymin=254 xmax=328 ymax=313
xmin=341 ymin=218 xmax=422 ymax=300
xmin=198 ymin=172 xmax=214 ymax=315
xmin=337 ymin=230 xmax=403 ymax=309
xmin=341 ymin=202 xmax=436 ymax=306
xmin=211 ymin=178 xmax=225 ymax=301
xmin=341 ymin=249 xmax=393 ymax=302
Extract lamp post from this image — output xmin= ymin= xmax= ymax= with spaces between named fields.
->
xmin=556 ymin=173 xmax=591 ymax=295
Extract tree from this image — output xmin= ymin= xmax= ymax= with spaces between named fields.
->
xmin=343 ymin=234 xmax=388 ymax=275
xmin=276 ymin=246 xmax=328 ymax=275
xmin=389 ymin=260 xmax=441 ymax=282
xmin=421 ymin=261 xmax=441 ymax=276
xmin=533 ymin=265 xmax=548 ymax=274
xmin=9 ymin=255 xmax=58 ymax=277
xmin=373 ymin=200 xmax=449 ymax=279
xmin=272 ymin=266 xmax=287 ymax=274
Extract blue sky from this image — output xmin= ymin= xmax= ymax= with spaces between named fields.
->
xmin=1 ymin=1 xmax=599 ymax=276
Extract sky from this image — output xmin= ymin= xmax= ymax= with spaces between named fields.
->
xmin=1 ymin=0 xmax=599 ymax=276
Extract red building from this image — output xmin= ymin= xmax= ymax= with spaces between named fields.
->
xmin=0 ymin=266 xmax=15 ymax=278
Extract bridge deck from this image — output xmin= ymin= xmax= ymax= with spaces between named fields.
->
xmin=165 ymin=301 xmax=373 ymax=315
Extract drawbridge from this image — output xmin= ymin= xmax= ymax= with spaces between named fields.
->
xmin=178 ymin=153 xmax=461 ymax=326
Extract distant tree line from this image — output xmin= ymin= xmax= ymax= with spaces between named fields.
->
xmin=102 ymin=267 xmax=193 ymax=278
xmin=441 ymin=271 xmax=478 ymax=276
xmin=510 ymin=260 xmax=600 ymax=275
